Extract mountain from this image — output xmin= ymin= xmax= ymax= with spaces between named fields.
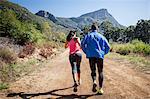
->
xmin=75 ymin=9 xmax=123 ymax=28
xmin=35 ymin=10 xmax=58 ymax=23
xmin=36 ymin=9 xmax=124 ymax=29
xmin=35 ymin=10 xmax=78 ymax=29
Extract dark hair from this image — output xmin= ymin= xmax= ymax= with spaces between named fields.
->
xmin=66 ymin=31 xmax=76 ymax=42
xmin=91 ymin=23 xmax=98 ymax=32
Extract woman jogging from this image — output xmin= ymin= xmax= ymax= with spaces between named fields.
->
xmin=65 ymin=30 xmax=82 ymax=92
xmin=81 ymin=23 xmax=110 ymax=95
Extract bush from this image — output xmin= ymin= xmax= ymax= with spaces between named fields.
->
xmin=0 ymin=47 xmax=17 ymax=64
xmin=131 ymin=40 xmax=146 ymax=54
xmin=0 ymin=8 xmax=45 ymax=45
xmin=39 ymin=43 xmax=53 ymax=58
xmin=143 ymin=45 xmax=150 ymax=55
xmin=112 ymin=40 xmax=150 ymax=56
xmin=0 ymin=60 xmax=15 ymax=82
xmin=115 ymin=44 xmax=133 ymax=55
xmin=0 ymin=83 xmax=9 ymax=90
xmin=18 ymin=42 xmax=35 ymax=58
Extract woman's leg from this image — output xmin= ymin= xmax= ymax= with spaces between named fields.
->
xmin=75 ymin=53 xmax=82 ymax=84
xmin=69 ymin=54 xmax=78 ymax=84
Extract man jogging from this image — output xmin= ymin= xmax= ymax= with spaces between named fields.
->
xmin=81 ymin=23 xmax=110 ymax=95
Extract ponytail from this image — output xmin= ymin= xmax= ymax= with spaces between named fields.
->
xmin=66 ymin=31 xmax=75 ymax=42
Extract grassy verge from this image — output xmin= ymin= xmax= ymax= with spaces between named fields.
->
xmin=12 ymin=58 xmax=39 ymax=77
xmin=0 ymin=41 xmax=64 ymax=90
xmin=111 ymin=40 xmax=150 ymax=56
xmin=106 ymin=52 xmax=150 ymax=72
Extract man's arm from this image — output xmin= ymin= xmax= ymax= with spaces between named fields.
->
xmin=81 ymin=35 xmax=88 ymax=54
xmin=104 ymin=38 xmax=110 ymax=55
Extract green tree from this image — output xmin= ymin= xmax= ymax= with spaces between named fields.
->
xmin=135 ymin=19 xmax=150 ymax=43
xmin=111 ymin=27 xmax=124 ymax=42
xmin=100 ymin=21 xmax=113 ymax=41
xmin=41 ymin=22 xmax=53 ymax=40
xmin=0 ymin=9 xmax=20 ymax=37
xmin=124 ymin=25 xmax=135 ymax=42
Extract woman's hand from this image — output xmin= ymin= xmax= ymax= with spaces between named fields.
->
xmin=65 ymin=41 xmax=68 ymax=48
xmin=73 ymin=37 xmax=78 ymax=41
xmin=74 ymin=37 xmax=81 ymax=47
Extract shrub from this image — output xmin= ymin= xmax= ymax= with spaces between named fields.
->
xmin=0 ymin=47 xmax=17 ymax=64
xmin=115 ymin=44 xmax=133 ymax=55
xmin=39 ymin=43 xmax=53 ymax=58
xmin=131 ymin=40 xmax=146 ymax=54
xmin=112 ymin=40 xmax=150 ymax=56
xmin=143 ymin=45 xmax=150 ymax=55
xmin=0 ymin=83 xmax=9 ymax=90
xmin=131 ymin=39 xmax=142 ymax=45
xmin=0 ymin=9 xmax=45 ymax=45
xmin=0 ymin=60 xmax=15 ymax=82
xmin=18 ymin=42 xmax=35 ymax=58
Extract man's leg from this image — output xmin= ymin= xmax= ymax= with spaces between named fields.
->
xmin=97 ymin=58 xmax=103 ymax=88
xmin=89 ymin=57 xmax=96 ymax=82
xmin=96 ymin=58 xmax=104 ymax=94
xmin=89 ymin=57 xmax=97 ymax=92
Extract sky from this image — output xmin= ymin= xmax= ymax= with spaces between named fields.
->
xmin=9 ymin=0 xmax=150 ymax=26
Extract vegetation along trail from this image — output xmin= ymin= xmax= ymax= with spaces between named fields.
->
xmin=0 ymin=50 xmax=149 ymax=99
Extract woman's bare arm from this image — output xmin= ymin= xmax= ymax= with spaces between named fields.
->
xmin=65 ymin=41 xmax=68 ymax=48
xmin=77 ymin=38 xmax=81 ymax=47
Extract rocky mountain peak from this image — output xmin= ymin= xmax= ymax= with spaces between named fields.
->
xmin=35 ymin=10 xmax=57 ymax=23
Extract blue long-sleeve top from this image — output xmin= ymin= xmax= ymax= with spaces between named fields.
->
xmin=81 ymin=30 xmax=110 ymax=59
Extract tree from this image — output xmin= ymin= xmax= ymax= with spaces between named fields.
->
xmin=124 ymin=25 xmax=135 ymax=42
xmin=135 ymin=19 xmax=150 ymax=43
xmin=41 ymin=22 xmax=53 ymax=40
xmin=0 ymin=9 xmax=20 ymax=37
xmin=100 ymin=21 xmax=113 ymax=41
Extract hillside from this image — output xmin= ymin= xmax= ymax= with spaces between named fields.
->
xmin=0 ymin=0 xmax=68 ymax=44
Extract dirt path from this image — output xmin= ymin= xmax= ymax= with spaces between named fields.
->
xmin=0 ymin=50 xmax=150 ymax=99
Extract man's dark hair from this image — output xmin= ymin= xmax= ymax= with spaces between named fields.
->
xmin=91 ymin=23 xmax=98 ymax=32
xmin=66 ymin=31 xmax=76 ymax=42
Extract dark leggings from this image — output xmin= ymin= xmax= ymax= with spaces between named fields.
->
xmin=89 ymin=57 xmax=103 ymax=88
xmin=69 ymin=53 xmax=82 ymax=82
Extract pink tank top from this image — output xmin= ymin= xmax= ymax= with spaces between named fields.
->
xmin=68 ymin=38 xmax=81 ymax=55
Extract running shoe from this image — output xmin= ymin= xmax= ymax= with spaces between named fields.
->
xmin=78 ymin=79 xmax=82 ymax=85
xmin=92 ymin=83 xmax=97 ymax=92
xmin=73 ymin=83 xmax=78 ymax=92
xmin=96 ymin=88 xmax=104 ymax=95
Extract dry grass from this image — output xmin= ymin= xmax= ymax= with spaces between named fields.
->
xmin=39 ymin=43 xmax=53 ymax=58
xmin=0 ymin=47 xmax=17 ymax=64
xmin=18 ymin=42 xmax=35 ymax=58
xmin=106 ymin=52 xmax=150 ymax=72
